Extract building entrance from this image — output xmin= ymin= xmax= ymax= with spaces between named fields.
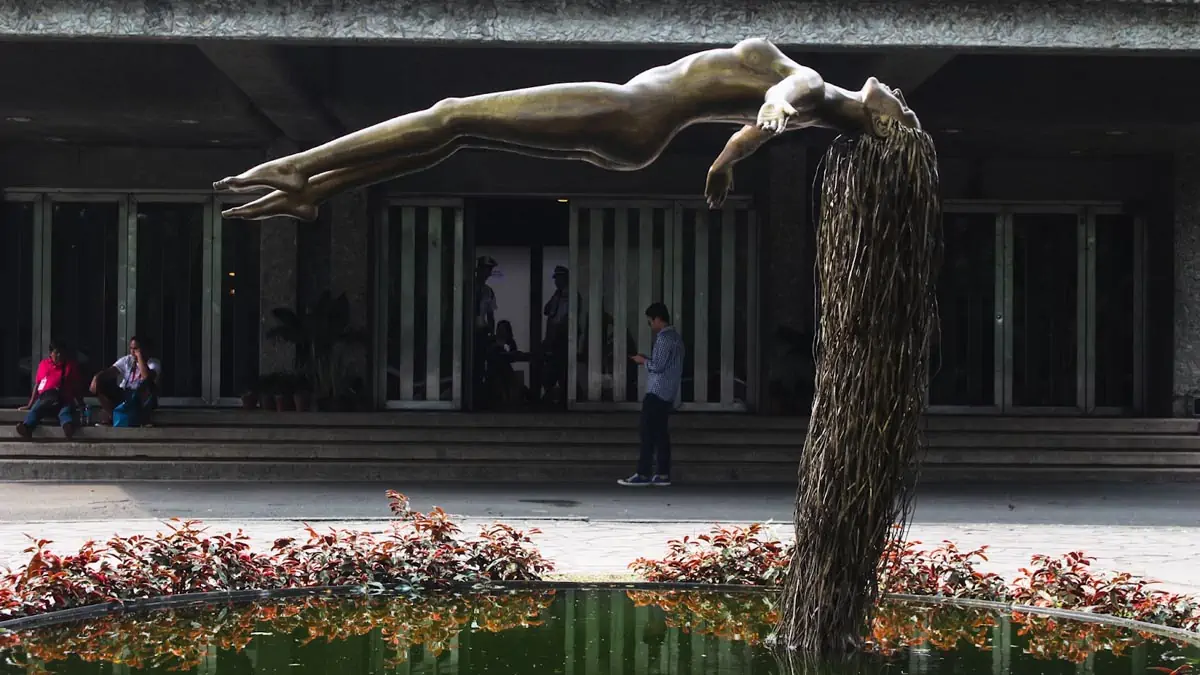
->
xmin=931 ymin=203 xmax=1143 ymax=414
xmin=567 ymin=199 xmax=759 ymax=412
xmin=468 ymin=197 xmax=572 ymax=411
xmin=2 ymin=191 xmax=253 ymax=406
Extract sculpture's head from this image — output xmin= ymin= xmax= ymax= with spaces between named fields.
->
xmin=862 ymin=77 xmax=921 ymax=135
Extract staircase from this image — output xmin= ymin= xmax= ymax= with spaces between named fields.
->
xmin=1 ymin=410 xmax=1199 ymax=482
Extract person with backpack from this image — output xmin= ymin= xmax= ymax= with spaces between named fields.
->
xmin=16 ymin=340 xmax=83 ymax=440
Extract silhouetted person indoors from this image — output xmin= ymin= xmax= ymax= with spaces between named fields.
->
xmin=16 ymin=339 xmax=84 ymax=440
xmin=486 ymin=320 xmax=529 ymax=408
xmin=473 ymin=256 xmax=499 ymax=408
xmin=540 ymin=265 xmax=584 ymax=405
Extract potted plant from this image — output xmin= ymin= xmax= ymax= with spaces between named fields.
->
xmin=239 ymin=383 xmax=259 ymax=411
xmin=275 ymin=373 xmax=296 ymax=412
xmin=293 ymin=375 xmax=313 ymax=412
xmin=267 ymin=291 xmax=369 ymax=412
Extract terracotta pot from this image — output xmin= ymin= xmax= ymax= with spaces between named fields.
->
xmin=294 ymin=392 xmax=312 ymax=412
xmin=274 ymin=394 xmax=290 ymax=412
xmin=240 ymin=393 xmax=259 ymax=410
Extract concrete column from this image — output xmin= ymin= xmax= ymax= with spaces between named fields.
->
xmin=258 ymin=140 xmax=299 ymax=376
xmin=328 ymin=189 xmax=371 ymax=386
xmin=1172 ymin=153 xmax=1200 ymax=416
xmin=759 ymin=142 xmax=814 ymax=414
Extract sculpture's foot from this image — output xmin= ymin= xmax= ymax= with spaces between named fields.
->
xmin=221 ymin=192 xmax=319 ymax=222
xmin=213 ymin=160 xmax=308 ymax=194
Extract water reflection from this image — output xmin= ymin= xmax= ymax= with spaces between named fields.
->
xmin=0 ymin=589 xmax=1194 ymax=675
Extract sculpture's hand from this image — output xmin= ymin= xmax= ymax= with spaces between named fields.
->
xmin=756 ymin=100 xmax=797 ymax=135
xmin=705 ymin=168 xmax=734 ymax=209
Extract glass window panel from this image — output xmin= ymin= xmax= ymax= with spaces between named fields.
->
xmin=387 ymin=205 xmax=458 ymax=403
xmin=1094 ymin=213 xmax=1137 ymax=409
xmin=136 ymin=202 xmax=205 ymax=398
xmin=50 ymin=201 xmax=120 ymax=383
xmin=1011 ymin=213 xmax=1079 ymax=408
xmin=1 ymin=201 xmax=34 ymax=398
xmin=219 ymin=218 xmax=261 ymax=398
xmin=929 ymin=212 xmax=998 ymax=407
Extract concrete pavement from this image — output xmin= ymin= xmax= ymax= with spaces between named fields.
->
xmin=0 ymin=481 xmax=1197 ymax=595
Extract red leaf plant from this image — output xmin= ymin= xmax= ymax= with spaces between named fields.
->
xmin=630 ymin=524 xmax=1200 ymax=636
xmin=0 ymin=491 xmax=552 ymax=622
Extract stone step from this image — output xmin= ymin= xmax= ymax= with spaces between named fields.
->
xmin=3 ymin=458 xmax=1199 ymax=483
xmin=0 ymin=409 xmax=1194 ymax=434
xmin=2 ymin=441 xmax=1199 ymax=467
xmin=3 ymin=423 xmax=1200 ymax=449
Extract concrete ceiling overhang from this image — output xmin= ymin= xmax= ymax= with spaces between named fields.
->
xmin=0 ymin=0 xmax=1197 ymax=52
xmin=0 ymin=41 xmax=1196 ymax=157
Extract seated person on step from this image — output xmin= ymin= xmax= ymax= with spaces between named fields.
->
xmin=15 ymin=339 xmax=84 ymax=440
xmin=90 ymin=336 xmax=161 ymax=427
xmin=487 ymin=320 xmax=529 ymax=407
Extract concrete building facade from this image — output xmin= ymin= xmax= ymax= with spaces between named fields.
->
xmin=1 ymin=0 xmax=1196 ymax=419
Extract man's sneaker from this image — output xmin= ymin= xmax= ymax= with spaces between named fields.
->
xmin=62 ymin=422 xmax=77 ymax=440
xmin=14 ymin=423 xmax=31 ymax=439
xmin=651 ymin=475 xmax=672 ymax=487
xmin=617 ymin=474 xmax=653 ymax=487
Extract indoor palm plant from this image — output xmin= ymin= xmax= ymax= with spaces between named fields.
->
xmin=267 ymin=291 xmax=368 ymax=411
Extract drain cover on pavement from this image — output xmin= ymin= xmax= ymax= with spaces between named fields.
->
xmin=518 ymin=499 xmax=580 ymax=508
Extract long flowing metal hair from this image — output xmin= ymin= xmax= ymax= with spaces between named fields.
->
xmin=774 ymin=119 xmax=943 ymax=656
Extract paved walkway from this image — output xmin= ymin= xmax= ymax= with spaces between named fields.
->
xmin=2 ymin=518 xmax=1197 ymax=595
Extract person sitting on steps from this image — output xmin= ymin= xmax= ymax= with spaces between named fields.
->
xmin=214 ymin=38 xmax=919 ymax=221
xmin=16 ymin=339 xmax=84 ymax=440
xmin=90 ymin=336 xmax=162 ymax=427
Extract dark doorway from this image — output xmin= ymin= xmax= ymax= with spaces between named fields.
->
xmin=469 ymin=197 xmax=571 ymax=411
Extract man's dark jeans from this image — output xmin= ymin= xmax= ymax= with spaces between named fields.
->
xmin=637 ymin=393 xmax=673 ymax=477
xmin=23 ymin=397 xmax=75 ymax=429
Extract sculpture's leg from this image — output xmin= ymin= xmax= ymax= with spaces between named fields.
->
xmin=214 ymin=83 xmax=641 ymax=195
xmin=222 ymin=139 xmax=620 ymax=221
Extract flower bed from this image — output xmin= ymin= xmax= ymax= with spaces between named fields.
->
xmin=630 ymin=524 xmax=1200 ymax=634
xmin=0 ymin=491 xmax=552 ymax=622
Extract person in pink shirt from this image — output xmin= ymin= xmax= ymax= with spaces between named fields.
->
xmin=16 ymin=340 xmax=83 ymax=439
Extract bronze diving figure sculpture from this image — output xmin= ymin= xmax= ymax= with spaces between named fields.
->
xmin=214 ymin=38 xmax=920 ymax=220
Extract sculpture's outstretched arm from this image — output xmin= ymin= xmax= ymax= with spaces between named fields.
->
xmin=705 ymin=125 xmax=774 ymax=209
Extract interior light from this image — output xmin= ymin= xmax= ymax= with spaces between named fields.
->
xmin=228 ymin=272 xmax=236 ymax=277
xmin=557 ymin=199 xmax=569 ymax=203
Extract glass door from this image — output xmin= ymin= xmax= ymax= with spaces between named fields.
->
xmin=1004 ymin=209 xmax=1085 ymax=412
xmin=376 ymin=198 xmax=465 ymax=410
xmin=929 ymin=203 xmax=1144 ymax=415
xmin=928 ymin=209 xmax=1003 ymax=412
xmin=567 ymin=200 xmax=672 ymax=410
xmin=0 ymin=197 xmax=37 ymax=405
xmin=567 ymin=199 xmax=759 ymax=412
xmin=47 ymin=195 xmax=124 ymax=385
xmin=132 ymin=196 xmax=211 ymax=404
xmin=1087 ymin=209 xmax=1143 ymax=414
xmin=672 ymin=200 xmax=758 ymax=411
xmin=215 ymin=197 xmax=262 ymax=405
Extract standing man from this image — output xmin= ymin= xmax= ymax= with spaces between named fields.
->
xmin=619 ymin=302 xmax=685 ymax=487
xmin=540 ymin=265 xmax=572 ymax=403
xmin=16 ymin=340 xmax=83 ymax=439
